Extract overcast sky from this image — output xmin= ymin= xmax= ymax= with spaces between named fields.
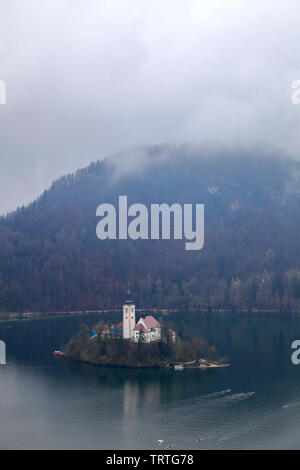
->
xmin=0 ymin=0 xmax=300 ymax=213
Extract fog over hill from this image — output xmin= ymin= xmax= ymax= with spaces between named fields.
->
xmin=1 ymin=1 xmax=300 ymax=212
xmin=1 ymin=145 xmax=300 ymax=313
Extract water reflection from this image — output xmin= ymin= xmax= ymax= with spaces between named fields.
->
xmin=1 ymin=313 xmax=300 ymax=449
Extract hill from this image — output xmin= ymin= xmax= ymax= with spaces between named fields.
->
xmin=1 ymin=145 xmax=300 ymax=313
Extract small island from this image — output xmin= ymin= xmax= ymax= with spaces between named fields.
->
xmin=64 ymin=289 xmax=228 ymax=369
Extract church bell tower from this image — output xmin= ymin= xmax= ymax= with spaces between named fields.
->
xmin=123 ymin=286 xmax=136 ymax=339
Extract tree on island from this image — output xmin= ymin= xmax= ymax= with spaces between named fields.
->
xmin=138 ymin=328 xmax=146 ymax=345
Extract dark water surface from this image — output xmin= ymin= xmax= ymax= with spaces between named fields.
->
xmin=1 ymin=313 xmax=300 ymax=449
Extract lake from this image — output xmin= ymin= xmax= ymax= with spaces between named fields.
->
xmin=0 ymin=312 xmax=300 ymax=449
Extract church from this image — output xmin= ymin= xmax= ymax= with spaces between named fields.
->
xmin=98 ymin=287 xmax=176 ymax=343
xmin=122 ymin=288 xmax=162 ymax=343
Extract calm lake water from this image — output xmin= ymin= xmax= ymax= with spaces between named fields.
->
xmin=1 ymin=312 xmax=300 ymax=450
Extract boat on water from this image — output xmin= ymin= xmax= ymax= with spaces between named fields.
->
xmin=53 ymin=350 xmax=65 ymax=357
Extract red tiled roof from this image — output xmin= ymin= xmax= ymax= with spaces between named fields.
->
xmin=143 ymin=315 xmax=160 ymax=329
xmin=134 ymin=323 xmax=149 ymax=333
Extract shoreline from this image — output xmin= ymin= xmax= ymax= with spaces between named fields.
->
xmin=1 ymin=308 xmax=300 ymax=323
xmin=63 ymin=355 xmax=229 ymax=370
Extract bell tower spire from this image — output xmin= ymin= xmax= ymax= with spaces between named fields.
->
xmin=123 ymin=283 xmax=136 ymax=339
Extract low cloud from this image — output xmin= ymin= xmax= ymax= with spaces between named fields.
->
xmin=1 ymin=0 xmax=300 ymax=213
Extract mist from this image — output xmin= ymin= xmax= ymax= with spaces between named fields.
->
xmin=0 ymin=0 xmax=300 ymax=213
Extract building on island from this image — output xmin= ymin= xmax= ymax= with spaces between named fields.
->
xmin=122 ymin=287 xmax=162 ymax=343
xmin=122 ymin=287 xmax=136 ymax=339
xmin=96 ymin=287 xmax=175 ymax=343
xmin=133 ymin=315 xmax=161 ymax=343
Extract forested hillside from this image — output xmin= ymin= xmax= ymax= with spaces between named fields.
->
xmin=1 ymin=146 xmax=300 ymax=313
